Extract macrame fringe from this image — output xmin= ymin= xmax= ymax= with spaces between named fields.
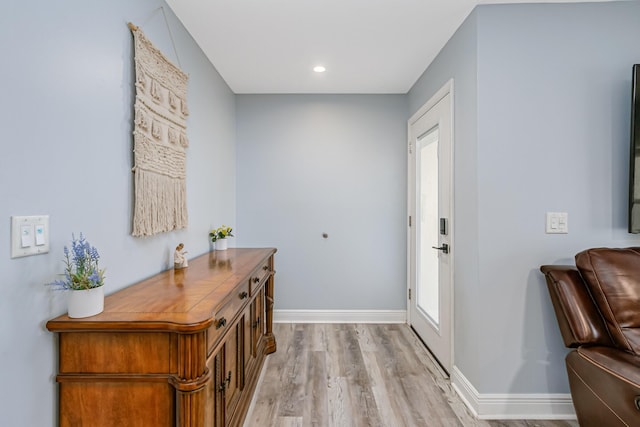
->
xmin=132 ymin=169 xmax=188 ymax=237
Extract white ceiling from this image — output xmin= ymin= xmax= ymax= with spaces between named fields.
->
xmin=166 ymin=0 xmax=614 ymax=94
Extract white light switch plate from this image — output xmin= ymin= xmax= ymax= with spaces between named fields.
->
xmin=11 ymin=215 xmax=49 ymax=258
xmin=546 ymin=212 xmax=568 ymax=234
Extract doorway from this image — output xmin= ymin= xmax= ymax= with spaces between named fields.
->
xmin=408 ymin=81 xmax=454 ymax=374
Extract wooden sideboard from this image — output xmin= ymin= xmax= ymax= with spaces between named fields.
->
xmin=46 ymin=248 xmax=277 ymax=427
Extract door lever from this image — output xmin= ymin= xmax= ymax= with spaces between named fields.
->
xmin=432 ymin=243 xmax=449 ymax=254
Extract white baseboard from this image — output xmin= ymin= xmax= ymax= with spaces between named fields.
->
xmin=273 ymin=309 xmax=407 ymax=324
xmin=451 ymin=366 xmax=576 ymax=420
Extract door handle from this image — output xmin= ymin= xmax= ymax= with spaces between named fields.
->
xmin=432 ymin=243 xmax=449 ymax=254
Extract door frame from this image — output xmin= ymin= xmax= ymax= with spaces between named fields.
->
xmin=407 ymin=79 xmax=455 ymax=373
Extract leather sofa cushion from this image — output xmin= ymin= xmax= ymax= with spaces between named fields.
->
xmin=567 ymin=347 xmax=640 ymax=426
xmin=575 ymin=247 xmax=640 ymax=355
xmin=575 ymin=346 xmax=640 ymax=387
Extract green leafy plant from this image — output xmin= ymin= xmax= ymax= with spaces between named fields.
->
xmin=209 ymin=225 xmax=234 ymax=242
xmin=46 ymin=233 xmax=105 ymax=290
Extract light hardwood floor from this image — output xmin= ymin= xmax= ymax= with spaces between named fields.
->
xmin=244 ymin=323 xmax=578 ymax=427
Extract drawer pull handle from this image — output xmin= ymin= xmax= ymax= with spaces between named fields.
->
xmin=216 ymin=317 xmax=227 ymax=329
xmin=253 ymin=317 xmax=260 ymax=329
xmin=635 ymin=396 xmax=640 ymax=411
xmin=262 ymin=265 xmax=269 ymax=271
xmin=253 ymin=277 xmax=260 ymax=284
xmin=239 ymin=291 xmax=248 ymax=299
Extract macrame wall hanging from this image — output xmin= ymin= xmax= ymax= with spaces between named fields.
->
xmin=129 ymin=22 xmax=189 ymax=237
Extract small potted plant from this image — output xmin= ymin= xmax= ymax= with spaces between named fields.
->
xmin=46 ymin=233 xmax=106 ymax=318
xmin=209 ymin=225 xmax=234 ymax=251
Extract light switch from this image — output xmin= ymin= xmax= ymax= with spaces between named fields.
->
xmin=11 ymin=215 xmax=50 ymax=258
xmin=546 ymin=212 xmax=568 ymax=234
xmin=21 ymin=225 xmax=33 ymax=247
xmin=35 ymin=224 xmax=45 ymax=246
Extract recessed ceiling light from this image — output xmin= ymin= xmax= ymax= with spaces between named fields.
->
xmin=313 ymin=65 xmax=326 ymax=73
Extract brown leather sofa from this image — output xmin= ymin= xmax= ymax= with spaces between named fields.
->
xmin=541 ymin=247 xmax=640 ymax=426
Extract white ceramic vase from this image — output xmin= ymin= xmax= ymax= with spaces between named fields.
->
xmin=67 ymin=286 xmax=104 ymax=318
xmin=216 ymin=238 xmax=228 ymax=251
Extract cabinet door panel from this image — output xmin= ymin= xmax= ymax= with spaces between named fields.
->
xmin=204 ymin=351 xmax=224 ymax=427
xmin=224 ymin=323 xmax=241 ymax=423
xmin=60 ymin=382 xmax=173 ymax=427
xmin=242 ymin=306 xmax=252 ymax=389
xmin=253 ymin=288 xmax=265 ymax=355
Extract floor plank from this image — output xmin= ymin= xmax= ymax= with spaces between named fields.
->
xmin=244 ymin=324 xmax=577 ymax=427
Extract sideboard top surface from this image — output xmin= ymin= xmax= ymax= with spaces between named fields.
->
xmin=46 ymin=247 xmax=276 ymax=333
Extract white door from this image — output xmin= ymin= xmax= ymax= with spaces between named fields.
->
xmin=408 ymin=82 xmax=453 ymax=374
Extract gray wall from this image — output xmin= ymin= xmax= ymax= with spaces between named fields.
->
xmin=409 ymin=1 xmax=640 ymax=395
xmin=0 ymin=1 xmax=236 ymax=425
xmin=236 ymin=95 xmax=408 ymax=310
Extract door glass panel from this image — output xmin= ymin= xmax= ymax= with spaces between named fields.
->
xmin=417 ymin=126 xmax=439 ymax=328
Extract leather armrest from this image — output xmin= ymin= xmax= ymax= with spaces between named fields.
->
xmin=540 ymin=265 xmax=612 ymax=348
xmin=567 ymin=347 xmax=640 ymax=426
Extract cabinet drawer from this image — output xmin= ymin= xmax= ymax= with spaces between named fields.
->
xmin=207 ymin=283 xmax=250 ymax=353
xmin=249 ymin=259 xmax=271 ymax=295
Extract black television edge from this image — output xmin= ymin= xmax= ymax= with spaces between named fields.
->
xmin=629 ymin=64 xmax=640 ymax=233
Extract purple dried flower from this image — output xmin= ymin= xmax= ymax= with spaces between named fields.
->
xmin=45 ymin=233 xmax=105 ymax=291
